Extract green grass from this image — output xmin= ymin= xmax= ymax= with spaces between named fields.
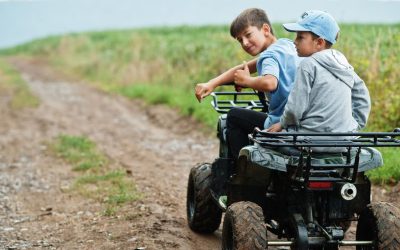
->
xmin=53 ymin=135 xmax=106 ymax=171
xmin=51 ymin=134 xmax=140 ymax=215
xmin=116 ymin=83 xmax=219 ymax=128
xmin=75 ymin=170 xmax=141 ymax=215
xmin=3 ymin=24 xmax=399 ymax=183
xmin=0 ymin=58 xmax=39 ymax=109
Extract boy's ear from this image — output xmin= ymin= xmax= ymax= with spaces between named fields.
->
xmin=262 ymin=23 xmax=271 ymax=34
xmin=316 ymin=37 xmax=326 ymax=48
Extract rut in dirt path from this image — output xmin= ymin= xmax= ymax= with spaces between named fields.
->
xmin=0 ymin=59 xmax=221 ymax=250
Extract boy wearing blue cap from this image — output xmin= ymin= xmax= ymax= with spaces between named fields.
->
xmin=195 ymin=8 xmax=301 ymax=160
xmin=268 ymin=10 xmax=371 ymax=145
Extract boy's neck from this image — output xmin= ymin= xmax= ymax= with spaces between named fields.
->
xmin=264 ymin=35 xmax=277 ymax=50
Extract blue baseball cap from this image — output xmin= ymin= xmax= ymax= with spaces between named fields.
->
xmin=283 ymin=10 xmax=339 ymax=44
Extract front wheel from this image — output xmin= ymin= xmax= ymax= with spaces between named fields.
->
xmin=186 ymin=163 xmax=222 ymax=233
xmin=356 ymin=202 xmax=400 ymax=250
xmin=222 ymin=201 xmax=267 ymax=250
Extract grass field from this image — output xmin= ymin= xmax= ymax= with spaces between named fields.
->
xmin=1 ymin=24 xmax=399 ymax=183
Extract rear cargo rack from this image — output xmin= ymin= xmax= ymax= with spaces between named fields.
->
xmin=250 ymin=128 xmax=400 ymax=148
xmin=249 ymin=128 xmax=400 ymax=185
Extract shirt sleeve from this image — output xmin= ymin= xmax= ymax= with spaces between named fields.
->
xmin=351 ymin=73 xmax=371 ymax=129
xmin=259 ymin=56 xmax=280 ymax=80
xmin=280 ymin=66 xmax=313 ymax=128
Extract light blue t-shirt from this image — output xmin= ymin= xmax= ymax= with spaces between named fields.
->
xmin=256 ymin=38 xmax=300 ymax=128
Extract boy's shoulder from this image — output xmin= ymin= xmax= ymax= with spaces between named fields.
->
xmin=259 ymin=38 xmax=297 ymax=59
xmin=295 ymin=57 xmax=316 ymax=76
xmin=305 ymin=49 xmax=354 ymax=71
xmin=267 ymin=38 xmax=294 ymax=52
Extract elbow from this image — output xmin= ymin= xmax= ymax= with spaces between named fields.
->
xmin=264 ymin=84 xmax=277 ymax=92
xmin=258 ymin=75 xmax=278 ymax=92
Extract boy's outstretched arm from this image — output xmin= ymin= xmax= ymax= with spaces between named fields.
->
xmin=194 ymin=59 xmax=257 ymax=102
xmin=234 ymin=67 xmax=278 ymax=92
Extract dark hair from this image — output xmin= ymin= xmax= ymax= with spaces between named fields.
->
xmin=310 ymin=32 xmax=334 ymax=48
xmin=230 ymin=8 xmax=274 ymax=38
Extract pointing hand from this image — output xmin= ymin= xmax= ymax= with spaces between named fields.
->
xmin=195 ymin=83 xmax=213 ymax=102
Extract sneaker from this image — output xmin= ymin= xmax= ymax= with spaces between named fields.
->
xmin=218 ymin=195 xmax=227 ymax=209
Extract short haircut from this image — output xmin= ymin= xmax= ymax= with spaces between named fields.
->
xmin=230 ymin=8 xmax=274 ymax=38
xmin=310 ymin=32 xmax=334 ymax=48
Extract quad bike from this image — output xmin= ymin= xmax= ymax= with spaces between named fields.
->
xmin=186 ymin=87 xmax=400 ymax=249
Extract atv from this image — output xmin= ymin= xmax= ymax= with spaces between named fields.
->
xmin=186 ymin=86 xmax=400 ymax=249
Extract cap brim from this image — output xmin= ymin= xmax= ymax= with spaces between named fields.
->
xmin=282 ymin=23 xmax=310 ymax=32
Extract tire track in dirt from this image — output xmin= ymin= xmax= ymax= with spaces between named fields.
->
xmin=0 ymin=58 xmax=221 ymax=249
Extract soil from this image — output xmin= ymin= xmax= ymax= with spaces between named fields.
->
xmin=0 ymin=57 xmax=399 ymax=250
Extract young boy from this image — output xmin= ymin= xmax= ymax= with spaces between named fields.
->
xmin=195 ymin=8 xmax=301 ymax=160
xmin=268 ymin=10 xmax=371 ymax=149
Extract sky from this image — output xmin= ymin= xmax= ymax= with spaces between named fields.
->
xmin=1 ymin=0 xmax=400 ymax=49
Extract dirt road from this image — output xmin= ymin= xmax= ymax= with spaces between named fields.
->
xmin=1 ymin=58 xmax=399 ymax=250
xmin=0 ymin=58 xmax=220 ymax=250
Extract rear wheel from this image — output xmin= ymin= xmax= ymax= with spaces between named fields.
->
xmin=222 ymin=201 xmax=267 ymax=250
xmin=186 ymin=163 xmax=222 ymax=233
xmin=356 ymin=202 xmax=400 ymax=250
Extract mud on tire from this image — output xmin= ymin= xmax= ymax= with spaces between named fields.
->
xmin=186 ymin=163 xmax=222 ymax=233
xmin=356 ymin=202 xmax=400 ymax=250
xmin=222 ymin=201 xmax=267 ymax=250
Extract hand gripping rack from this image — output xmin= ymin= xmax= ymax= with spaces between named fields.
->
xmin=249 ymin=128 xmax=400 ymax=185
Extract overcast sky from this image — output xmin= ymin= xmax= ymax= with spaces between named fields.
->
xmin=1 ymin=0 xmax=399 ymax=49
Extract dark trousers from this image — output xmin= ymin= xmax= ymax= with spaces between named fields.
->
xmin=226 ymin=108 xmax=268 ymax=160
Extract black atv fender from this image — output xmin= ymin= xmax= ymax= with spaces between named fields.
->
xmin=228 ymin=145 xmax=284 ymax=205
xmin=230 ymin=145 xmax=287 ymax=188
